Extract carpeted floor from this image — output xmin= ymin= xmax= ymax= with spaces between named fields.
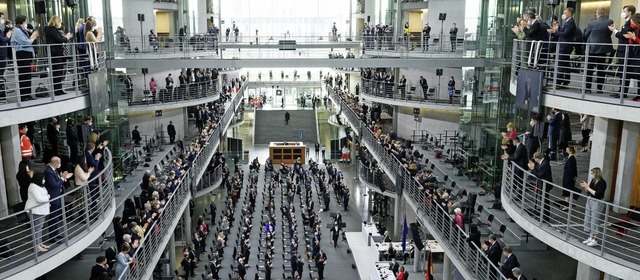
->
xmin=254 ymin=110 xmax=319 ymax=145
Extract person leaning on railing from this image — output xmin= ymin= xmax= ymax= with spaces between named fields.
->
xmin=44 ymin=15 xmax=73 ymax=96
xmin=10 ymin=15 xmax=39 ymax=101
xmin=578 ymin=167 xmax=607 ymax=247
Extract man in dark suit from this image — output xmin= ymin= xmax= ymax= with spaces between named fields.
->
xmin=285 ymin=111 xmax=290 ymax=125
xmin=547 ymin=108 xmax=562 ymax=160
xmin=131 ymin=125 xmax=142 ymax=145
xmin=610 ymin=5 xmax=636 ymax=99
xmin=422 ymin=24 xmax=431 ymax=51
xmin=529 ymin=152 xmax=553 ymax=223
xmin=486 ymin=234 xmax=502 ymax=267
xmin=66 ymin=118 xmax=79 ymax=164
xmin=167 ymin=121 xmax=176 ymax=144
xmin=389 ymin=258 xmax=400 ymax=276
xmin=502 ymin=137 xmax=528 ymax=200
xmin=46 ymin=118 xmax=60 ymax=158
xmin=549 ymin=7 xmax=577 ymax=87
xmin=315 ymin=249 xmax=327 ymax=279
xmin=333 ymin=211 xmax=342 ymax=227
xmin=584 ymin=8 xmax=614 ymax=94
xmin=295 ymin=255 xmax=304 ymax=279
xmin=45 ymin=157 xmax=71 ymax=241
xmin=524 ymin=12 xmax=546 ymax=41
xmin=499 ymin=246 xmax=519 ymax=279
xmin=90 ymin=256 xmax=113 ymax=279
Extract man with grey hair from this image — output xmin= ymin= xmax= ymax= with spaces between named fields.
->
xmin=512 ymin=267 xmax=528 ymax=280
xmin=584 ymin=7 xmax=614 ymax=94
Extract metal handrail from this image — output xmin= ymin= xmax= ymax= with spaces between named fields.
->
xmin=0 ymin=42 xmax=106 ymax=110
xmin=127 ymin=80 xmax=220 ymax=106
xmin=511 ymin=39 xmax=640 ymax=106
xmin=0 ymin=147 xmax=114 ymax=278
xmin=502 ymin=161 xmax=640 ymax=271
xmin=122 ymin=82 xmax=245 ymax=280
xmin=328 ymin=84 xmax=508 ymax=280
xmin=360 ymin=77 xmax=459 ymax=105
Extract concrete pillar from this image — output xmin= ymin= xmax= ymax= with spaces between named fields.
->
xmin=576 ymin=261 xmax=600 ymax=280
xmin=183 ymin=208 xmax=192 ymax=245
xmin=442 ymin=254 xmax=452 ymax=280
xmin=0 ymin=125 xmax=22 ymax=217
xmin=183 ymin=107 xmax=189 ymax=141
xmin=588 ymin=117 xmax=619 ymax=201
xmin=393 ymin=196 xmax=402 ymax=237
xmin=168 ymin=233 xmax=176 ymax=276
xmin=613 ymin=121 xmax=639 ymax=213
xmin=392 ymin=105 xmax=399 ymax=134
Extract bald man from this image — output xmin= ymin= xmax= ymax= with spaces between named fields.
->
xmin=45 ymin=157 xmax=72 ymax=241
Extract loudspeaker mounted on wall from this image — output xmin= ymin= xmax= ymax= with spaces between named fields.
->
xmin=439 ymin=13 xmax=447 ymax=21
xmin=35 ymin=1 xmax=46 ymax=14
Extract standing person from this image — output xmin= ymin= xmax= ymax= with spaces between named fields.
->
xmin=24 ymin=172 xmax=50 ymax=252
xmin=314 ymin=143 xmax=320 ymax=158
xmin=610 ymin=5 xmax=635 ymax=98
xmin=165 ymin=73 xmax=174 ymax=94
xmin=419 ymin=76 xmax=428 ymax=99
xmin=422 ymin=23 xmax=431 ymax=51
xmin=44 ymin=156 xmax=72 ymax=241
xmin=178 ymin=25 xmax=187 ymax=51
xmin=84 ymin=19 xmax=103 ymax=69
xmin=561 ymin=147 xmax=578 ymax=211
xmin=525 ymin=117 xmax=542 ymax=160
xmin=16 ymin=159 xmax=33 ymax=205
xmin=548 ymin=8 xmax=576 ymax=87
xmin=11 ymin=15 xmax=39 ymax=101
xmin=321 ymin=144 xmax=326 ymax=159
xmin=528 ymin=152 xmax=553 ymax=223
xmin=115 ymin=243 xmax=135 ymax=280
xmin=148 ymin=29 xmax=158 ymax=51
xmin=47 ymin=119 xmax=61 ymax=158
xmin=330 ymin=221 xmax=340 ymax=248
xmin=583 ymin=8 xmax=614 ymax=94
xmin=579 ymin=114 xmax=593 ymax=152
xmin=558 ymin=112 xmax=572 ymax=157
xmin=0 ymin=12 xmax=13 ymax=81
xmin=499 ymin=247 xmax=520 ymax=279
xmin=398 ymin=75 xmax=407 ymax=97
xmin=621 ymin=13 xmax=640 ymax=101
xmin=486 ymin=234 xmax=502 ymax=267
xmin=284 ymin=111 xmax=290 ymax=125
xmin=447 ymin=76 xmax=456 ymax=104
xmin=580 ymin=167 xmax=607 ymax=247
xmin=66 ymin=118 xmax=79 ymax=164
xmin=167 ymin=121 xmax=176 ymax=144
xmin=315 ymin=248 xmax=327 ymax=280
xmin=131 ymin=126 xmax=142 ymax=145
xmin=44 ymin=15 xmax=73 ymax=96
xmin=449 ymin=23 xmax=458 ymax=52
xmin=149 ymin=77 xmax=157 ymax=101
xmin=546 ymin=108 xmax=561 ymax=160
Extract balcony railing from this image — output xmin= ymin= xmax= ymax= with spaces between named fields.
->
xmin=0 ymin=148 xmax=114 ymax=279
xmin=0 ymin=42 xmax=106 ymax=110
xmin=122 ymin=85 xmax=245 ymax=280
xmin=327 ymin=85 xmax=508 ymax=280
xmin=502 ymin=161 xmax=640 ymax=278
xmin=360 ymin=77 xmax=460 ymax=105
xmin=511 ymin=39 xmax=640 ymax=107
xmin=126 ymin=79 xmax=220 ymax=107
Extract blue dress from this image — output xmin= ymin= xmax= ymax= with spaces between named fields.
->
xmin=115 ymin=252 xmax=131 ymax=280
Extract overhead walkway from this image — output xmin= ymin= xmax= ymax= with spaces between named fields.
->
xmin=126 ymin=79 xmax=220 ymax=113
xmin=0 ymin=149 xmax=115 ymax=280
xmin=359 ymin=77 xmax=463 ymax=110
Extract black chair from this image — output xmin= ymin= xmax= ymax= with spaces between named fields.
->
xmin=495 ymin=224 xmax=507 ymax=238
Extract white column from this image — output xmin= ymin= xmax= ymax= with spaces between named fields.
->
xmin=588 ymin=117 xmax=619 ymax=201
xmin=392 ymin=105 xmax=399 ymax=134
xmin=442 ymin=254 xmax=452 ymax=280
xmin=168 ymin=233 xmax=176 ymax=276
xmin=613 ymin=121 xmax=639 ymax=212
xmin=393 ymin=196 xmax=402 ymax=237
xmin=576 ymin=261 xmax=600 ymax=280
xmin=183 ymin=208 xmax=192 ymax=244
xmin=0 ymin=125 xmax=22 ymax=217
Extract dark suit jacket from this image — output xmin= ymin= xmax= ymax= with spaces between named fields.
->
xmin=584 ymin=16 xmax=614 ymax=54
xmin=555 ymin=18 xmax=576 ymax=53
xmin=532 ymin=157 xmax=553 ymax=191
xmin=0 ymin=28 xmax=10 ymax=58
xmin=44 ymin=166 xmax=64 ymax=202
xmin=167 ymin=124 xmax=176 ymax=136
xmin=563 ymin=155 xmax=577 ymax=189
xmin=615 ymin=19 xmax=633 ymax=56
xmin=390 ymin=261 xmax=400 ymax=275
xmin=508 ymin=143 xmax=528 ymax=170
xmin=44 ymin=26 xmax=69 ymax=57
xmin=486 ymin=242 xmax=502 ymax=266
xmin=500 ymin=253 xmax=519 ymax=278
xmin=90 ymin=264 xmax=111 ymax=280
xmin=525 ymin=20 xmax=546 ymax=41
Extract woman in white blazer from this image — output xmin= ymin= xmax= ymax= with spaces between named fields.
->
xmin=24 ymin=172 xmax=51 ymax=252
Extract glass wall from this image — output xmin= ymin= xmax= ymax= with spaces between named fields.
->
xmin=219 ymin=0 xmax=350 ymax=38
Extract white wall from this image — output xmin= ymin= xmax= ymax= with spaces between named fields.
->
xmin=122 ymin=0 xmax=157 ymax=51
xmin=128 ymin=108 xmax=187 ymax=142
xmin=426 ymin=0 xmax=466 ymax=39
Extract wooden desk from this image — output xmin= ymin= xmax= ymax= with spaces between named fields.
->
xmin=269 ymin=141 xmax=305 ymax=164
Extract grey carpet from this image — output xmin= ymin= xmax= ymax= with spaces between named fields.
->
xmin=254 ymin=110 xmax=318 ymax=144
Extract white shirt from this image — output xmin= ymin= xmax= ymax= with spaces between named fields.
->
xmin=25 ymin=183 xmax=50 ymax=215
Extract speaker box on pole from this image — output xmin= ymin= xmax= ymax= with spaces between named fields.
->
xmin=142 ymin=68 xmax=148 ymax=75
xmin=367 ymin=16 xmax=371 ymax=23
xmin=35 ymin=1 xmax=46 ymax=14
xmin=438 ymin=13 xmax=447 ymax=21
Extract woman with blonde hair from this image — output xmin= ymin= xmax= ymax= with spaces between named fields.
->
xmin=45 ymin=15 xmax=73 ymax=96
xmin=579 ymin=167 xmax=607 ymax=247
xmin=74 ymin=18 xmax=84 ymax=34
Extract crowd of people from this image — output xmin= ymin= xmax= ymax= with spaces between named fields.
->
xmin=0 ymin=13 xmax=103 ymax=102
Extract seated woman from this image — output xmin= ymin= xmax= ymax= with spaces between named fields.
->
xmin=383 ymin=242 xmax=396 ymax=261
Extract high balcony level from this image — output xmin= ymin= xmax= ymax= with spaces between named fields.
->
xmin=510 ymin=39 xmax=640 ymax=122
